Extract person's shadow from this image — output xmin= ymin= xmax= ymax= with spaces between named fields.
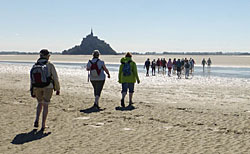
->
xmin=11 ymin=129 xmax=51 ymax=144
xmin=115 ymin=105 xmax=136 ymax=111
xmin=80 ymin=106 xmax=105 ymax=114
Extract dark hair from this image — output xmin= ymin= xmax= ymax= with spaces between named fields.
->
xmin=93 ymin=50 xmax=100 ymax=58
xmin=40 ymin=49 xmax=50 ymax=56
xmin=125 ymin=52 xmax=132 ymax=57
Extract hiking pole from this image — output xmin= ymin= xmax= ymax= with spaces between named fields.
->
xmin=82 ymin=65 xmax=89 ymax=82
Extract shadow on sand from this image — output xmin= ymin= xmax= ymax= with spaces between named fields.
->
xmin=80 ymin=106 xmax=105 ymax=114
xmin=11 ymin=129 xmax=51 ymax=144
xmin=115 ymin=105 xmax=136 ymax=111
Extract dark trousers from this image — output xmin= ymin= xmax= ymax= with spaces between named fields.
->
xmin=91 ymin=80 xmax=105 ymax=96
xmin=146 ymin=67 xmax=149 ymax=76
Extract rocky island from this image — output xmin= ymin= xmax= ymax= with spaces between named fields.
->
xmin=62 ymin=29 xmax=117 ymax=55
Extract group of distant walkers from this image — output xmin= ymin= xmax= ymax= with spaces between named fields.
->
xmin=144 ymin=58 xmax=196 ymax=79
xmin=29 ymin=49 xmax=140 ymax=131
xmin=202 ymin=58 xmax=212 ymax=70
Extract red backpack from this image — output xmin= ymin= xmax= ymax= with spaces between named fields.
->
xmin=89 ymin=59 xmax=101 ymax=76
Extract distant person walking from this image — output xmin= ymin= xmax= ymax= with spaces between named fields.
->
xmin=202 ymin=58 xmax=207 ymax=71
xmin=176 ymin=59 xmax=182 ymax=79
xmin=167 ymin=58 xmax=173 ymax=76
xmin=30 ymin=49 xmax=60 ymax=131
xmin=162 ymin=58 xmax=167 ymax=75
xmin=156 ymin=58 xmax=161 ymax=73
xmin=207 ymin=58 xmax=212 ymax=67
xmin=118 ymin=52 xmax=140 ymax=107
xmin=181 ymin=58 xmax=185 ymax=74
xmin=87 ymin=50 xmax=110 ymax=109
xmin=172 ymin=58 xmax=177 ymax=74
xmin=189 ymin=58 xmax=195 ymax=74
xmin=151 ymin=59 xmax=156 ymax=76
xmin=144 ymin=58 xmax=150 ymax=76
xmin=184 ymin=59 xmax=190 ymax=79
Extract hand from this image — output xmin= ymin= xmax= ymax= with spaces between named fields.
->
xmin=31 ymin=93 xmax=36 ymax=98
xmin=56 ymin=91 xmax=60 ymax=95
xmin=107 ymin=74 xmax=110 ymax=78
xmin=30 ymin=89 xmax=36 ymax=98
xmin=137 ymin=80 xmax=140 ymax=84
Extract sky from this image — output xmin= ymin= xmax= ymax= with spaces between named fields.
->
xmin=0 ymin=0 xmax=250 ymax=53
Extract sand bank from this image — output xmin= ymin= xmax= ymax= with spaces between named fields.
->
xmin=1 ymin=54 xmax=250 ymax=66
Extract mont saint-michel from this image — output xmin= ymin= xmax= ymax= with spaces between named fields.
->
xmin=62 ymin=29 xmax=117 ymax=55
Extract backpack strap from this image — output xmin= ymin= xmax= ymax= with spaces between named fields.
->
xmin=121 ymin=60 xmax=132 ymax=64
xmin=36 ymin=58 xmax=48 ymax=65
xmin=89 ymin=59 xmax=99 ymax=64
xmin=89 ymin=59 xmax=103 ymax=70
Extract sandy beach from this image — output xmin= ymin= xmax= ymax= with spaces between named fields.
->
xmin=1 ymin=55 xmax=250 ymax=154
xmin=1 ymin=54 xmax=250 ymax=66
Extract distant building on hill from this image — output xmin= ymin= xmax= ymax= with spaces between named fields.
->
xmin=62 ymin=29 xmax=117 ymax=55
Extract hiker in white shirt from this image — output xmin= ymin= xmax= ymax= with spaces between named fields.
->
xmin=86 ymin=50 xmax=110 ymax=109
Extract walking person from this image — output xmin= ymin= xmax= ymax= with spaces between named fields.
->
xmin=189 ymin=58 xmax=195 ymax=74
xmin=167 ymin=58 xmax=173 ymax=77
xmin=207 ymin=57 xmax=212 ymax=74
xmin=30 ymin=49 xmax=60 ymax=131
xmin=181 ymin=58 xmax=185 ymax=75
xmin=176 ymin=59 xmax=182 ymax=79
xmin=156 ymin=58 xmax=161 ymax=73
xmin=151 ymin=59 xmax=156 ymax=76
xmin=162 ymin=58 xmax=167 ymax=75
xmin=202 ymin=58 xmax=207 ymax=71
xmin=144 ymin=58 xmax=150 ymax=76
xmin=172 ymin=58 xmax=177 ymax=75
xmin=207 ymin=58 xmax=212 ymax=67
xmin=118 ymin=52 xmax=140 ymax=107
xmin=87 ymin=50 xmax=110 ymax=109
xmin=184 ymin=59 xmax=190 ymax=79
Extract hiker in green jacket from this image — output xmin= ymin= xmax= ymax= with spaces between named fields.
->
xmin=118 ymin=52 xmax=140 ymax=107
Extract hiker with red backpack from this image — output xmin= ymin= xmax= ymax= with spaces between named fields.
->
xmin=87 ymin=50 xmax=110 ymax=109
xmin=118 ymin=52 xmax=140 ymax=108
xmin=30 ymin=49 xmax=60 ymax=131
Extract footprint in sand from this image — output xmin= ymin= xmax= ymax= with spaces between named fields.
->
xmin=89 ymin=122 xmax=104 ymax=128
xmin=74 ymin=117 xmax=90 ymax=120
xmin=123 ymin=128 xmax=134 ymax=131
xmin=13 ymin=101 xmax=25 ymax=105
xmin=163 ymin=126 xmax=173 ymax=130
xmin=96 ymin=122 xmax=104 ymax=126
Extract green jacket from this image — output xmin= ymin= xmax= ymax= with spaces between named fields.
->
xmin=118 ymin=57 xmax=140 ymax=83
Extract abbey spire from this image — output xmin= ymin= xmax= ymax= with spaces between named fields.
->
xmin=90 ymin=28 xmax=93 ymax=36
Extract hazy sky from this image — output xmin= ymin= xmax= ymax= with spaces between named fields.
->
xmin=0 ymin=0 xmax=249 ymax=52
